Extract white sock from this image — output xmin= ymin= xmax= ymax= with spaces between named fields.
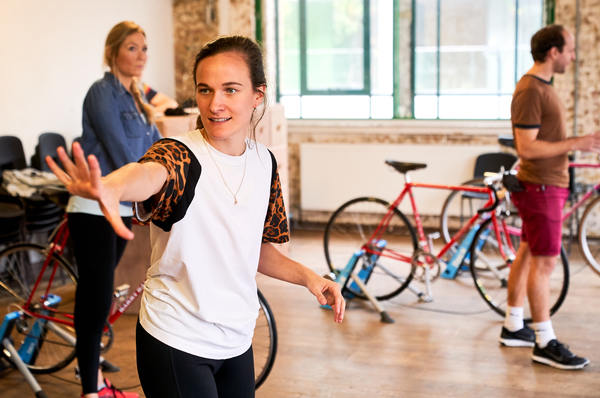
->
xmin=531 ymin=320 xmax=556 ymax=348
xmin=504 ymin=306 xmax=524 ymax=332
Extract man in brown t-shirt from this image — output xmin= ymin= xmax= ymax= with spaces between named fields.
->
xmin=500 ymin=24 xmax=600 ymax=370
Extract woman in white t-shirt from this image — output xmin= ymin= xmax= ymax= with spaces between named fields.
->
xmin=47 ymin=36 xmax=345 ymax=398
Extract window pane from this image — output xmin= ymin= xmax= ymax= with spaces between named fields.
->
xmin=439 ymin=0 xmax=515 ymax=94
xmin=280 ymin=96 xmax=301 ymax=118
xmin=371 ymin=95 xmax=393 ymax=119
xmin=301 ymin=95 xmax=371 ymax=118
xmin=370 ymin=0 xmax=393 ymax=95
xmin=516 ymin=0 xmax=543 ymax=78
xmin=414 ymin=0 xmax=438 ymax=94
xmin=279 ymin=0 xmax=301 ymax=94
xmin=413 ymin=0 xmax=542 ymax=119
xmin=305 ymin=0 xmax=365 ymax=91
xmin=438 ymin=95 xmax=512 ymax=119
xmin=414 ymin=95 xmax=438 ymax=119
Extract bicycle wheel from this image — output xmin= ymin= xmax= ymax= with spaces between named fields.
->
xmin=254 ymin=289 xmax=277 ymax=389
xmin=323 ymin=197 xmax=417 ymax=301
xmin=0 ymin=243 xmax=78 ymax=373
xmin=578 ymin=195 xmax=600 ymax=275
xmin=470 ymin=217 xmax=569 ymax=322
xmin=440 ymin=178 xmax=488 ymax=244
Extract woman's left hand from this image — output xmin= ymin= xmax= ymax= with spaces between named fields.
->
xmin=307 ymin=275 xmax=345 ymax=323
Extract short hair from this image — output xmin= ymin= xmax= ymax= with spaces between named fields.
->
xmin=530 ymin=24 xmax=566 ymax=62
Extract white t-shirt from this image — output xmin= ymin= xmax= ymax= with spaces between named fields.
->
xmin=134 ymin=130 xmax=289 ymax=359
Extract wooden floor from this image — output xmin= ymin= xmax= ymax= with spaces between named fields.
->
xmin=1 ymin=228 xmax=600 ymax=397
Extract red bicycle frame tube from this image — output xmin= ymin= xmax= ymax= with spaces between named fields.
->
xmin=364 ymin=181 xmax=494 ymax=263
xmin=20 ymin=215 xmax=143 ymax=330
xmin=561 ymin=163 xmax=600 ymax=221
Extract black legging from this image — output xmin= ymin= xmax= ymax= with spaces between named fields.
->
xmin=68 ymin=213 xmax=132 ymax=394
xmin=136 ymin=321 xmax=255 ymax=398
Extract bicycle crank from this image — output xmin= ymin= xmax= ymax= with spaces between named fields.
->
xmin=411 ymin=249 xmax=442 ymax=283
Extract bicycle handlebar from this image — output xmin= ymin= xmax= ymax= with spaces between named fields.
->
xmin=476 ymin=171 xmax=505 ymax=215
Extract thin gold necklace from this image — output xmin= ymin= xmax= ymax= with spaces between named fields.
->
xmin=204 ymin=139 xmax=248 ymax=205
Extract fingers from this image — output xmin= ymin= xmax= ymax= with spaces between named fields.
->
xmin=71 ymin=142 xmax=92 ymax=180
xmin=45 ymin=153 xmax=71 ymax=185
xmin=87 ymin=154 xmax=103 ymax=190
xmin=332 ymin=290 xmax=345 ymax=323
xmin=322 ymin=283 xmax=345 ymax=323
xmin=56 ymin=145 xmax=78 ymax=178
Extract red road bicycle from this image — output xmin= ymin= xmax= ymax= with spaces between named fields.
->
xmin=323 ymin=161 xmax=569 ymax=322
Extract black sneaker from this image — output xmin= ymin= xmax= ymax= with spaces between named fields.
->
xmin=532 ymin=339 xmax=590 ymax=370
xmin=499 ymin=325 xmax=535 ymax=347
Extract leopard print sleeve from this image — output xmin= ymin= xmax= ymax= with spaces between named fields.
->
xmin=133 ymin=138 xmax=201 ymax=232
xmin=262 ymin=150 xmax=290 ymax=243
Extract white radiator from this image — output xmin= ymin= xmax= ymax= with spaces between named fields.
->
xmin=300 ymin=143 xmax=499 ymax=215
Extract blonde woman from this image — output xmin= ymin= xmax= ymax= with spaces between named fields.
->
xmin=68 ymin=21 xmax=161 ymax=398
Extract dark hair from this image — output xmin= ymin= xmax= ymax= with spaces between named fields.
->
xmin=193 ymin=36 xmax=267 ymax=137
xmin=531 ymin=24 xmax=566 ymax=62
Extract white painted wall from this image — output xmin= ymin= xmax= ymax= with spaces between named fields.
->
xmin=301 ymin=143 xmax=500 ymax=215
xmin=0 ymin=0 xmax=174 ymax=159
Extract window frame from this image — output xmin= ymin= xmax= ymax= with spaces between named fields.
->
xmin=299 ymin=0 xmax=371 ymax=95
xmin=273 ymin=0 xmax=552 ymax=120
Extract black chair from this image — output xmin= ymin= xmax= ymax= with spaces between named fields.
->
xmin=0 ymin=136 xmax=27 ymax=244
xmin=0 ymin=136 xmax=27 ymax=175
xmin=31 ymin=132 xmax=67 ymax=172
xmin=473 ymin=152 xmax=518 ymax=178
xmin=454 ymin=152 xmax=519 ymax=233
xmin=0 ymin=195 xmax=25 ymax=245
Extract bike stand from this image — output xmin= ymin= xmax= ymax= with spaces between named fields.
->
xmin=0 ymin=311 xmax=49 ymax=398
xmin=323 ymin=248 xmax=394 ymax=324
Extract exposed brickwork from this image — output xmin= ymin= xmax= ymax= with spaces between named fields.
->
xmin=173 ymin=0 xmax=219 ymax=103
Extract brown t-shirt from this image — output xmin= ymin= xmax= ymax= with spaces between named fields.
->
xmin=511 ymin=74 xmax=569 ymax=187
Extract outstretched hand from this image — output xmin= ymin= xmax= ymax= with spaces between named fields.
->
xmin=307 ymin=275 xmax=345 ymax=323
xmin=45 ymin=142 xmax=134 ymax=240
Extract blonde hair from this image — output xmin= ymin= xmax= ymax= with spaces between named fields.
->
xmin=104 ymin=21 xmax=154 ymax=124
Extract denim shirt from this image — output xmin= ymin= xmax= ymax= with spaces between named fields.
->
xmin=81 ymin=72 xmax=161 ymax=175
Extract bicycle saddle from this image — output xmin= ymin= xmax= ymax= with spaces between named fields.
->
xmin=385 ymin=160 xmax=427 ymax=173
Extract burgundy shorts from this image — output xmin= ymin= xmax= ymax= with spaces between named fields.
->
xmin=511 ymin=181 xmax=568 ymax=256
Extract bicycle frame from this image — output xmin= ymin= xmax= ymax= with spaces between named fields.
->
xmin=365 ymin=173 xmax=510 ymax=268
xmin=19 ymin=215 xmax=142 ymax=330
xmin=562 ymin=163 xmax=600 ymax=222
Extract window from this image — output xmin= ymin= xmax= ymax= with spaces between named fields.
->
xmin=276 ymin=0 xmax=545 ymax=120
xmin=277 ymin=0 xmax=394 ymax=118
xmin=413 ymin=0 xmax=544 ymax=119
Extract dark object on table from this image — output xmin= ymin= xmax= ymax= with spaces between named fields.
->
xmin=164 ymin=107 xmax=188 ymax=116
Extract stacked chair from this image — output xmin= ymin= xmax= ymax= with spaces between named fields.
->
xmin=26 ymin=132 xmax=67 ymax=238
xmin=0 ymin=133 xmax=68 ymax=245
xmin=0 ymin=136 xmax=27 ymax=245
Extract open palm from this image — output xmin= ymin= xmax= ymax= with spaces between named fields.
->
xmin=45 ymin=142 xmax=134 ymax=240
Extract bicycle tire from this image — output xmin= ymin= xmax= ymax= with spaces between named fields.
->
xmin=0 ymin=242 xmax=78 ymax=373
xmin=578 ymin=195 xmax=600 ymax=275
xmin=440 ymin=178 xmax=487 ymax=244
xmin=254 ymin=289 xmax=277 ymax=389
xmin=323 ymin=197 xmax=417 ymax=301
xmin=470 ymin=217 xmax=569 ymax=322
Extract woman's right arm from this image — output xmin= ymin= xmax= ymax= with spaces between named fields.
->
xmin=46 ymin=142 xmax=167 ymax=239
